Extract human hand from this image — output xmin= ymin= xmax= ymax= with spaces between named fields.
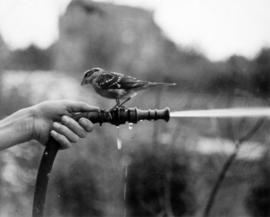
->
xmin=32 ymin=100 xmax=97 ymax=149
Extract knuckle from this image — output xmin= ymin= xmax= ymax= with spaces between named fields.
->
xmin=79 ymin=118 xmax=93 ymax=132
xmin=71 ymin=134 xmax=79 ymax=143
xmin=78 ymin=130 xmax=86 ymax=138
xmin=54 ymin=122 xmax=69 ymax=135
xmin=62 ymin=116 xmax=87 ymax=138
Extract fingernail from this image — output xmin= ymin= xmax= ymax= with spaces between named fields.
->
xmin=53 ymin=122 xmax=60 ymax=128
xmin=79 ymin=118 xmax=93 ymax=131
xmin=72 ymin=134 xmax=79 ymax=143
xmin=62 ymin=115 xmax=69 ymax=122
xmin=50 ymin=130 xmax=57 ymax=136
xmin=79 ymin=118 xmax=88 ymax=125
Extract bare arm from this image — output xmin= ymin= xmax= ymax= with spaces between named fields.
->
xmin=0 ymin=107 xmax=34 ymax=150
xmin=0 ymin=100 xmax=96 ymax=151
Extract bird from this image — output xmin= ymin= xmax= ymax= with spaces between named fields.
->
xmin=81 ymin=67 xmax=176 ymax=109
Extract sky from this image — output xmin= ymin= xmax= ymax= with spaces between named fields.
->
xmin=0 ymin=0 xmax=270 ymax=61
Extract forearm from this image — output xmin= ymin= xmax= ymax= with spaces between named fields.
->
xmin=0 ymin=107 xmax=34 ymax=150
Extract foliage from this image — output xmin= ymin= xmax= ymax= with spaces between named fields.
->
xmin=4 ymin=45 xmax=54 ymax=71
xmin=54 ymin=159 xmax=103 ymax=217
xmin=126 ymin=146 xmax=196 ymax=217
xmin=0 ymin=36 xmax=9 ymax=70
xmin=251 ymin=48 xmax=270 ymax=98
xmin=1 ymin=1 xmax=270 ymax=97
xmin=245 ymin=153 xmax=270 ymax=217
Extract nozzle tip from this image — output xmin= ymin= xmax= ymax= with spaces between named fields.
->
xmin=164 ymin=107 xmax=170 ymax=121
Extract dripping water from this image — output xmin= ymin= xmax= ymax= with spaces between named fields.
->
xmin=122 ymin=156 xmax=130 ymax=217
xmin=123 ymin=164 xmax=128 ymax=217
xmin=115 ymin=126 xmax=132 ymax=217
xmin=128 ymin=123 xmax=133 ymax=130
xmin=116 ymin=126 xmax=122 ymax=150
xmin=117 ymin=138 xmax=122 ymax=150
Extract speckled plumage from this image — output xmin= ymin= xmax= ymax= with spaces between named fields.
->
xmin=81 ymin=67 xmax=176 ymax=107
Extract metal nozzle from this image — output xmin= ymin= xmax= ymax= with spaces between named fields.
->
xmin=72 ymin=107 xmax=170 ymax=126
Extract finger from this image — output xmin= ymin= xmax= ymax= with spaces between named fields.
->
xmin=65 ymin=101 xmax=99 ymax=113
xmin=78 ymin=118 xmax=94 ymax=132
xmin=52 ymin=122 xmax=79 ymax=143
xmin=50 ymin=130 xmax=71 ymax=149
xmin=61 ymin=115 xmax=87 ymax=138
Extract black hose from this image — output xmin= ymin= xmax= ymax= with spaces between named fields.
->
xmin=32 ymin=137 xmax=60 ymax=217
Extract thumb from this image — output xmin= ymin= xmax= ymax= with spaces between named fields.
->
xmin=64 ymin=101 xmax=100 ymax=113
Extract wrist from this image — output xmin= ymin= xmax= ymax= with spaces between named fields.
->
xmin=0 ymin=106 xmax=35 ymax=150
xmin=30 ymin=103 xmax=51 ymax=144
xmin=15 ymin=107 xmax=36 ymax=142
xmin=28 ymin=104 xmax=42 ymax=142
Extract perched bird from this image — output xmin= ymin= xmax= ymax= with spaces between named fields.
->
xmin=81 ymin=67 xmax=176 ymax=108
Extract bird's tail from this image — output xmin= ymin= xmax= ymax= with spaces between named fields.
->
xmin=147 ymin=82 xmax=177 ymax=87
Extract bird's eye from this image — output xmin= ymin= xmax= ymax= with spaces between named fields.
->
xmin=85 ymin=70 xmax=94 ymax=77
xmin=84 ymin=68 xmax=101 ymax=77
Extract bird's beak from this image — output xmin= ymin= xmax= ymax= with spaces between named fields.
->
xmin=81 ymin=79 xmax=86 ymax=85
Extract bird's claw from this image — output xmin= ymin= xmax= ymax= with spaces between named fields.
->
xmin=118 ymin=105 xmax=127 ymax=110
xmin=107 ymin=104 xmax=127 ymax=112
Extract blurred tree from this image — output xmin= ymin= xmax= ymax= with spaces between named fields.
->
xmin=251 ymin=48 xmax=270 ymax=98
xmin=206 ymin=55 xmax=251 ymax=95
xmin=0 ymin=35 xmax=10 ymax=70
xmin=5 ymin=45 xmax=53 ymax=71
xmin=126 ymin=146 xmax=196 ymax=217
xmin=55 ymin=159 xmax=103 ymax=217
xmin=55 ymin=0 xmax=168 ymax=79
xmin=203 ymin=118 xmax=264 ymax=217
xmin=245 ymin=152 xmax=270 ymax=217
xmin=55 ymin=0 xmax=223 ymax=90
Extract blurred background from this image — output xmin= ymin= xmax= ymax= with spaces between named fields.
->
xmin=1 ymin=0 xmax=270 ymax=216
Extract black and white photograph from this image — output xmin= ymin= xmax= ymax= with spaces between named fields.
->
xmin=0 ymin=0 xmax=270 ymax=216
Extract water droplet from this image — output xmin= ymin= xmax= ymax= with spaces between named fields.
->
xmin=117 ymin=138 xmax=122 ymax=150
xmin=123 ymin=182 xmax=127 ymax=200
xmin=128 ymin=123 xmax=133 ymax=130
xmin=125 ymin=165 xmax=129 ymax=178
xmin=116 ymin=126 xmax=120 ymax=129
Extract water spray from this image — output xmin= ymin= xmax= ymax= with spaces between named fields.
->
xmin=32 ymin=107 xmax=170 ymax=217
xmin=170 ymin=107 xmax=270 ymax=118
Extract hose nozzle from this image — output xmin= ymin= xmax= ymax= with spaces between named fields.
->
xmin=73 ymin=107 xmax=170 ymax=126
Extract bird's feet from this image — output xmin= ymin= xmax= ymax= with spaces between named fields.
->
xmin=107 ymin=104 xmax=127 ymax=112
xmin=107 ymin=97 xmax=131 ymax=112
xmin=117 ymin=97 xmax=131 ymax=109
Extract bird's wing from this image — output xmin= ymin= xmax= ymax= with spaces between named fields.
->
xmin=118 ymin=75 xmax=148 ymax=89
xmin=96 ymin=72 xmax=123 ymax=89
xmin=96 ymin=72 xmax=147 ymax=89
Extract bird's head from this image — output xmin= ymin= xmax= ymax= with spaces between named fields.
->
xmin=81 ymin=67 xmax=104 ymax=85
